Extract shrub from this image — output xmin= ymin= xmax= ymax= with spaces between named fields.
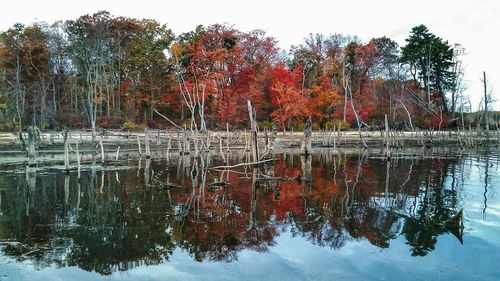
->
xmin=146 ymin=119 xmax=159 ymax=128
xmin=0 ymin=121 xmax=22 ymax=131
xmin=312 ymin=122 xmax=321 ymax=130
xmin=122 ymin=120 xmax=146 ymax=130
xmin=56 ymin=113 xmax=85 ymax=128
xmin=96 ymin=116 xmax=124 ymax=129
xmin=181 ymin=119 xmax=191 ymax=129
xmin=40 ymin=122 xmax=50 ymax=130
xmin=325 ymin=120 xmax=350 ymax=131
xmin=291 ymin=122 xmax=305 ymax=131
xmin=258 ymin=120 xmax=275 ymax=130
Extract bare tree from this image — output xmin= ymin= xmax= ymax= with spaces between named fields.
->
xmin=481 ymin=71 xmax=494 ymax=132
xmin=450 ymin=44 xmax=468 ymax=118
xmin=166 ymin=44 xmax=210 ymax=132
xmin=0 ymin=24 xmax=26 ymax=126
xmin=65 ymin=12 xmax=113 ymax=141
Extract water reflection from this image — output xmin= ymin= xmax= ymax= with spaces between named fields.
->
xmin=0 ymin=149 xmax=497 ymax=275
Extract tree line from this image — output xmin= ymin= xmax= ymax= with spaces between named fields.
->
xmin=0 ymin=11 xmax=470 ymax=131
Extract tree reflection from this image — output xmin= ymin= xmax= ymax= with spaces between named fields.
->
xmin=0 ymin=150 xmax=472 ymax=274
xmin=0 ymin=164 xmax=176 ymax=274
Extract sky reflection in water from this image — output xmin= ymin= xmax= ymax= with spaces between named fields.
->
xmin=0 ymin=148 xmax=499 ymax=280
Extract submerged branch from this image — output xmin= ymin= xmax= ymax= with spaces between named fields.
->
xmin=209 ymin=158 xmax=275 ymax=170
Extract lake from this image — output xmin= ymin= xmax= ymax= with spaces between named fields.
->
xmin=0 ymin=147 xmax=499 ymax=280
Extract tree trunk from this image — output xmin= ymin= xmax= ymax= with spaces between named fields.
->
xmin=301 ymin=117 xmax=312 ymax=156
xmin=247 ymin=100 xmax=259 ymax=163
xmin=483 ymin=72 xmax=489 ymax=132
xmin=261 ymin=121 xmax=279 ymax=160
xmin=145 ymin=128 xmax=151 ymax=159
xmin=20 ymin=126 xmax=39 ymax=167
xmin=63 ymin=129 xmax=70 ymax=172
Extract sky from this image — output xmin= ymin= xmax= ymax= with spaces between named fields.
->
xmin=1 ymin=0 xmax=499 ymax=110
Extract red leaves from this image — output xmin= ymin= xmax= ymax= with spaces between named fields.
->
xmin=269 ymin=62 xmax=295 ymax=106
xmin=0 ymin=15 xmax=456 ymax=129
xmin=270 ymin=81 xmax=308 ymax=128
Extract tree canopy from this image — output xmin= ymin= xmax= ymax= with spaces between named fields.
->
xmin=400 ymin=24 xmax=455 ymax=112
xmin=0 ymin=13 xmax=467 ymax=131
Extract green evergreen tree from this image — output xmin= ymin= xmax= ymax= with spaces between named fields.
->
xmin=400 ymin=25 xmax=454 ymax=112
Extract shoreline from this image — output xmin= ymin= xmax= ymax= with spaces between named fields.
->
xmin=1 ymin=128 xmax=498 ymax=167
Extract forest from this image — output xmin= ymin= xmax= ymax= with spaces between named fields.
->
xmin=0 ymin=11 xmax=480 ymax=132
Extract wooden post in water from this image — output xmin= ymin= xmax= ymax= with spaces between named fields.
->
xmin=268 ymin=121 xmax=278 ymax=154
xmin=20 ymin=126 xmax=39 ymax=167
xmin=193 ymin=129 xmax=199 ymax=157
xmin=137 ymin=134 xmax=142 ymax=155
xmin=99 ymin=136 xmax=105 ymax=163
xmin=183 ymin=131 xmax=190 ymax=154
xmin=166 ymin=137 xmax=172 ymax=160
xmin=483 ymin=71 xmax=490 ymax=133
xmin=226 ymin=123 xmax=230 ymax=152
xmin=63 ymin=129 xmax=70 ymax=173
xmin=217 ymin=136 xmax=226 ymax=163
xmin=76 ymin=142 xmax=81 ymax=179
xmin=260 ymin=120 xmax=278 ymax=160
xmin=301 ymin=117 xmax=312 ymax=156
xmin=205 ymin=130 xmax=211 ymax=152
xmin=333 ymin=126 xmax=337 ymax=149
xmin=115 ymin=146 xmax=120 ymax=161
xmin=247 ymin=100 xmax=259 ymax=162
xmin=176 ymin=130 xmax=182 ymax=155
xmin=384 ymin=114 xmax=391 ymax=160
xmin=145 ymin=128 xmax=151 ymax=159
xmin=337 ymin=125 xmax=341 ymax=147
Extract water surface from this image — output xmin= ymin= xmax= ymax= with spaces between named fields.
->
xmin=0 ymin=148 xmax=499 ymax=280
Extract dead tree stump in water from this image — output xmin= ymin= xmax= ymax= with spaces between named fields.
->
xmin=137 ymin=135 xmax=142 ymax=155
xmin=384 ymin=114 xmax=391 ymax=160
xmin=261 ymin=120 xmax=279 ymax=160
xmin=145 ymin=128 xmax=151 ymax=159
xmin=247 ymin=100 xmax=259 ymax=163
xmin=63 ymin=129 xmax=70 ymax=173
xmin=99 ymin=136 xmax=105 ymax=163
xmin=301 ymin=117 xmax=312 ymax=156
xmin=19 ymin=126 xmax=39 ymax=167
xmin=260 ymin=121 xmax=279 ymax=159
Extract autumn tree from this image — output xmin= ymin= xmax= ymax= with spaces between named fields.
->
xmin=65 ymin=11 xmax=114 ymax=138
xmin=0 ymin=14 xmax=468 ymax=131
xmin=0 ymin=23 xmax=28 ymax=127
xmin=165 ymin=25 xmax=280 ymax=129
xmin=0 ymin=23 xmax=59 ymax=128
xmin=167 ymin=25 xmax=220 ymax=131
xmin=268 ymin=63 xmax=308 ymax=130
xmin=117 ymin=18 xmax=174 ymax=121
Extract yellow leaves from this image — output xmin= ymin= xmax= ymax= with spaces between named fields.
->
xmin=306 ymin=86 xmax=342 ymax=120
xmin=271 ymin=81 xmax=307 ymax=122
xmin=170 ymin=43 xmax=183 ymax=58
xmin=94 ymin=95 xmax=104 ymax=104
